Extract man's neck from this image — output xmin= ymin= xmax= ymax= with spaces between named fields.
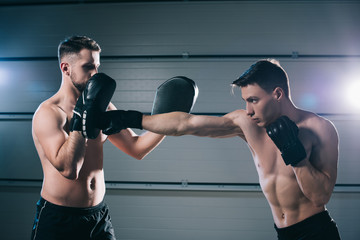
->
xmin=280 ymin=100 xmax=301 ymax=122
xmin=56 ymin=77 xmax=81 ymax=112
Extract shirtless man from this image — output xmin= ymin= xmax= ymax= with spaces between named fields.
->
xmin=103 ymin=59 xmax=341 ymax=239
xmin=31 ymin=36 xmax=165 ymax=240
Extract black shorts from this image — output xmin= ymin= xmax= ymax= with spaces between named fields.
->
xmin=274 ymin=210 xmax=341 ymax=240
xmin=31 ymin=197 xmax=116 ymax=240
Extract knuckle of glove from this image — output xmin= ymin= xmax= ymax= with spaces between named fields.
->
xmin=266 ymin=118 xmax=290 ymax=151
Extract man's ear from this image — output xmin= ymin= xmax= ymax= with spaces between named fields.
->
xmin=60 ymin=62 xmax=70 ymax=76
xmin=273 ymin=87 xmax=284 ymax=102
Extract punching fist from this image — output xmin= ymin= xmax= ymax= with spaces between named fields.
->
xmin=266 ymin=116 xmax=306 ymax=166
xmin=70 ymin=73 xmax=116 ymax=139
xmin=100 ymin=110 xmax=143 ymax=135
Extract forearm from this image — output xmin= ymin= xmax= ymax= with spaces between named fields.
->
xmin=108 ymin=128 xmax=165 ymax=160
xmin=56 ymin=131 xmax=86 ymax=179
xmin=293 ymin=160 xmax=335 ymax=206
xmin=142 ymin=112 xmax=192 ymax=136
xmin=134 ymin=131 xmax=166 ymax=159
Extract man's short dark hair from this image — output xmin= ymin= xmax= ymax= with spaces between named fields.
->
xmin=232 ymin=59 xmax=290 ymax=97
xmin=58 ymin=36 xmax=101 ymax=63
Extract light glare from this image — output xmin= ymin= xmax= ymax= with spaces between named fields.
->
xmin=0 ymin=68 xmax=9 ymax=86
xmin=346 ymin=81 xmax=360 ymax=112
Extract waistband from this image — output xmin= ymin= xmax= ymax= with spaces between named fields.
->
xmin=37 ymin=197 xmax=106 ymax=215
xmin=274 ymin=210 xmax=332 ymax=234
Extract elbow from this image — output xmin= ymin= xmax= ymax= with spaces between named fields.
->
xmin=131 ymin=151 xmax=149 ymax=160
xmin=60 ymin=167 xmax=79 ymax=180
xmin=172 ymin=131 xmax=186 ymax=137
xmin=159 ymin=124 xmax=185 ymax=136
xmin=311 ymin=183 xmax=335 ymax=207
xmin=175 ymin=121 xmax=192 ymax=136
xmin=135 ymin=154 xmax=146 ymax=160
xmin=311 ymin=193 xmax=332 ymax=207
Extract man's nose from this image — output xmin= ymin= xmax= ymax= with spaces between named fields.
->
xmin=90 ymin=69 xmax=98 ymax=77
xmin=246 ymin=103 xmax=254 ymax=117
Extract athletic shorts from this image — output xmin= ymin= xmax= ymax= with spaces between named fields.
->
xmin=31 ymin=197 xmax=116 ymax=240
xmin=274 ymin=210 xmax=341 ymax=240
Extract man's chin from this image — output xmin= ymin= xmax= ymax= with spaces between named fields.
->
xmin=73 ymin=82 xmax=86 ymax=92
xmin=256 ymin=120 xmax=268 ymax=128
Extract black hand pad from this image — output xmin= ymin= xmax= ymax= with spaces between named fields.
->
xmin=151 ymin=76 xmax=198 ymax=115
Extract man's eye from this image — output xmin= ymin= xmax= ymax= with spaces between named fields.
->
xmin=84 ymin=65 xmax=95 ymax=70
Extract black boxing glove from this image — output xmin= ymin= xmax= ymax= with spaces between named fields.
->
xmin=99 ymin=110 xmax=143 ymax=135
xmin=266 ymin=116 xmax=306 ymax=166
xmin=70 ymin=73 xmax=116 ymax=139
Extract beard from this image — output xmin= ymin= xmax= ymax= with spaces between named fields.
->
xmin=70 ymin=72 xmax=86 ymax=92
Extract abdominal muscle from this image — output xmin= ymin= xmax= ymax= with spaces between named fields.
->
xmin=41 ymin=167 xmax=106 ymax=208
xmin=39 ymin=138 xmax=107 ymax=208
xmin=246 ymin=133 xmax=324 ymax=228
xmin=259 ymin=169 xmax=325 ymax=228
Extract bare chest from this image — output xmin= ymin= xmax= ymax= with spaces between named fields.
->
xmin=247 ymin=137 xmax=297 ymax=188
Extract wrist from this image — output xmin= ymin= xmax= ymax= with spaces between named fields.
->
xmin=70 ymin=112 xmax=82 ymax=132
xmin=125 ymin=110 xmax=143 ymax=129
xmin=68 ymin=131 xmax=88 ymax=147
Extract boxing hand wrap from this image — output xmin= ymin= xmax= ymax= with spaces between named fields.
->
xmin=70 ymin=73 xmax=116 ymax=139
xmin=100 ymin=110 xmax=143 ymax=135
xmin=151 ymin=76 xmax=199 ymax=114
xmin=266 ymin=116 xmax=306 ymax=166
xmin=70 ymin=94 xmax=84 ymax=132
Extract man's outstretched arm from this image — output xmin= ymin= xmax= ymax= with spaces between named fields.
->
xmin=142 ymin=111 xmax=244 ymax=138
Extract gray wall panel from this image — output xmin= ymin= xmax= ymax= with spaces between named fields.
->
xmin=0 ymin=1 xmax=359 ymax=57
xmin=0 ymin=121 xmax=42 ymax=180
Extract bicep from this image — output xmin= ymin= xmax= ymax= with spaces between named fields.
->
xmin=107 ymin=128 xmax=138 ymax=153
xmin=310 ymin=121 xmax=339 ymax=183
xmin=320 ymin=125 xmax=339 ymax=180
xmin=33 ymin=108 xmax=68 ymax=163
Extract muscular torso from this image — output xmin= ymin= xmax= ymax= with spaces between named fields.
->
xmin=33 ymin=96 xmax=108 ymax=208
xmin=237 ymin=110 xmax=325 ymax=228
